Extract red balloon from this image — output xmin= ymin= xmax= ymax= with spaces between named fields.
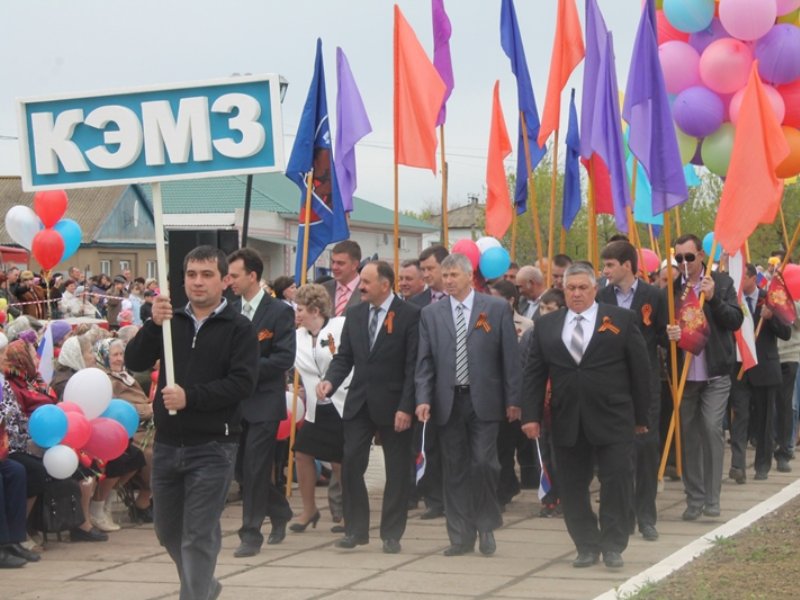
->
xmin=33 ymin=190 xmax=68 ymax=228
xmin=451 ymin=239 xmax=481 ymax=270
xmin=640 ymin=249 xmax=661 ymax=274
xmin=277 ymin=411 xmax=303 ymax=441
xmin=0 ymin=311 xmax=6 ymax=325
xmin=62 ymin=412 xmax=92 ymax=450
xmin=783 ymin=264 xmax=800 ymax=299
xmin=32 ymin=229 xmax=65 ymax=270
xmin=657 ymin=10 xmax=690 ymax=45
xmin=82 ymin=417 xmax=129 ymax=462
xmin=60 ymin=401 xmax=85 ymax=414
xmin=778 ymin=80 xmax=800 ymax=128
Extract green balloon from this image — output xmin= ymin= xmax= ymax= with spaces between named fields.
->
xmin=778 ymin=8 xmax=799 ymax=24
xmin=701 ymin=123 xmax=736 ymax=177
xmin=675 ymin=127 xmax=698 ymax=165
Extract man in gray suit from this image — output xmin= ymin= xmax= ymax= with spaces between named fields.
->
xmin=415 ymin=253 xmax=521 ymax=556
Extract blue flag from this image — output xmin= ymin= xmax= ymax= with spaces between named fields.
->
xmin=562 ymin=89 xmax=581 ymax=230
xmin=500 ymin=0 xmax=546 ymax=213
xmin=287 ymin=39 xmax=349 ymax=284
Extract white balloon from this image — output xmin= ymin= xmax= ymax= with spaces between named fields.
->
xmin=476 ymin=236 xmax=502 ymax=254
xmin=4 ymin=205 xmax=43 ymax=250
xmin=64 ymin=367 xmax=113 ymax=420
xmin=285 ymin=391 xmax=306 ymax=422
xmin=43 ymin=444 xmax=79 ymax=479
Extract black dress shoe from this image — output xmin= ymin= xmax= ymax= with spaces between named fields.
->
xmin=682 ymin=506 xmax=703 ymax=521
xmin=330 ymin=525 xmax=345 ymax=534
xmin=335 ymin=535 xmax=368 ymax=549
xmin=777 ymin=458 xmax=792 ymax=473
xmin=70 ymin=527 xmax=108 ymax=542
xmin=640 ymin=524 xmax=659 ymax=541
xmin=420 ymin=507 xmax=444 ymax=520
xmin=443 ymin=543 xmax=474 ymax=557
xmin=703 ymin=506 xmax=721 ymax=518
xmin=5 ymin=543 xmax=40 ymax=562
xmin=209 ymin=578 xmax=223 ymax=600
xmin=572 ymin=551 xmax=599 ymax=568
xmin=754 ymin=471 xmax=769 ymax=480
xmin=729 ymin=467 xmax=746 ymax=484
xmin=267 ymin=520 xmax=287 ymax=545
xmin=382 ymin=538 xmax=401 ymax=554
xmin=0 ymin=548 xmax=27 ymax=568
xmin=603 ymin=551 xmax=624 ymax=569
xmin=233 ymin=542 xmax=261 ymax=558
xmin=478 ymin=531 xmax=496 ymax=556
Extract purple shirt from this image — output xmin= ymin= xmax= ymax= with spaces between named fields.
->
xmin=614 ymin=279 xmax=638 ymax=310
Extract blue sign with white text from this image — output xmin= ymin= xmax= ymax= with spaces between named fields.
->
xmin=17 ymin=75 xmax=285 ymax=191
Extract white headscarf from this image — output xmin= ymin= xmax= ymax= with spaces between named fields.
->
xmin=58 ymin=336 xmax=86 ymax=371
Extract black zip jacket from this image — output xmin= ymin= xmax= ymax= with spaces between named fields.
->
xmin=125 ymin=303 xmax=259 ymax=446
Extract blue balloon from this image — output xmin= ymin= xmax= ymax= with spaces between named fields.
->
xmin=53 ymin=218 xmax=82 ymax=261
xmin=663 ymin=0 xmax=715 ymax=34
xmin=29 ymin=404 xmax=68 ymax=448
xmin=702 ymin=232 xmax=722 ymax=261
xmin=101 ymin=398 xmax=139 ymax=438
xmin=479 ymin=246 xmax=511 ymax=280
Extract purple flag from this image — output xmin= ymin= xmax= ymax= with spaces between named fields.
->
xmin=623 ymin=0 xmax=687 ymax=215
xmin=335 ymin=47 xmax=372 ymax=213
xmin=432 ymin=0 xmax=454 ymax=126
xmin=589 ymin=32 xmax=631 ymax=232
xmin=580 ymin=0 xmax=606 ymax=161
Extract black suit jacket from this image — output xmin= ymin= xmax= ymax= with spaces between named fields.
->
xmin=522 ymin=303 xmax=651 ymax=447
xmin=740 ymin=289 xmax=791 ymax=387
xmin=231 ymin=294 xmax=296 ymax=423
xmin=325 ymin=295 xmax=420 ymax=426
xmin=409 ymin=288 xmax=436 ymax=307
xmin=323 ymin=278 xmax=362 ymax=315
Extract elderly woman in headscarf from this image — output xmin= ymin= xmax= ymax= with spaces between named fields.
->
xmin=95 ymin=338 xmax=153 ymax=522
xmin=50 ymin=335 xmax=95 ymax=401
xmin=2 ymin=339 xmax=56 ymax=417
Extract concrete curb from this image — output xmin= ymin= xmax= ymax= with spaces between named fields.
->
xmin=594 ymin=477 xmax=800 ymax=599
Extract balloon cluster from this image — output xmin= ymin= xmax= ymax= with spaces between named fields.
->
xmin=4 ymin=190 xmax=82 ymax=270
xmin=659 ymin=0 xmax=800 ymax=178
xmin=29 ymin=368 xmax=138 ymax=479
xmin=277 ymin=391 xmax=306 ymax=441
xmin=452 ymin=236 xmax=512 ymax=280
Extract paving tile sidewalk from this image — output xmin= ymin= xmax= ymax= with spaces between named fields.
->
xmin=5 ymin=448 xmax=798 ymax=600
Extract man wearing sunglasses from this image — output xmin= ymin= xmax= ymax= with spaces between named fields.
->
xmin=665 ymin=234 xmax=743 ymax=522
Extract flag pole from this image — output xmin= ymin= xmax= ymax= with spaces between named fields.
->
xmin=674 ymin=206 xmax=682 ymax=237
xmin=628 ymin=158 xmax=648 ymax=279
xmin=286 ymin=169 xmax=316 ymax=498
xmin=587 ymin=161 xmax=598 ymax=270
xmin=547 ymin=130 xmax=560 ymax=287
xmin=520 ymin=112 xmax=543 ymax=261
xmin=649 ymin=224 xmax=661 ymax=260
xmin=511 ymin=210 xmax=518 ymax=261
xmin=559 ymin=225 xmax=567 ymax=253
xmin=394 ymin=162 xmax=400 ymax=291
xmin=780 ymin=205 xmax=790 ymax=251
xmin=440 ymin=125 xmax=449 ymax=248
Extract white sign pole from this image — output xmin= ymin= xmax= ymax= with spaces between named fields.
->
xmin=150 ymin=181 xmax=177 ymax=415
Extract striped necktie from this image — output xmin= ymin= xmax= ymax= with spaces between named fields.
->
xmin=569 ymin=315 xmax=584 ymax=364
xmin=335 ymin=285 xmax=350 ymax=316
xmin=455 ymin=304 xmax=469 ymax=384
xmin=369 ymin=306 xmax=381 ymax=349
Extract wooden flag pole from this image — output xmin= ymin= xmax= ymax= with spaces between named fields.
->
xmin=587 ymin=161 xmax=598 ymax=270
xmin=151 ymin=182 xmax=177 ymax=417
xmin=547 ymin=130 xmax=560 ymax=287
xmin=559 ymin=226 xmax=567 ymax=254
xmin=628 ymin=158 xmax=648 ymax=279
xmin=780 ymin=205 xmax=790 ymax=251
xmin=440 ymin=125 xmax=449 ymax=248
xmin=393 ymin=162 xmax=400 ymax=291
xmin=520 ymin=112 xmax=543 ymax=261
xmin=674 ymin=206 xmax=682 ymax=237
xmin=286 ymin=169 xmax=316 ymax=497
xmin=511 ymin=210 xmax=518 ymax=261
xmin=649 ymin=224 xmax=661 ymax=261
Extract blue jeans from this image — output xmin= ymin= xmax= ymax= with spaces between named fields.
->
xmin=152 ymin=441 xmax=237 ymax=600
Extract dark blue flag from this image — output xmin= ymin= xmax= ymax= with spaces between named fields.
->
xmin=500 ymin=0 xmax=546 ymax=213
xmin=562 ymin=89 xmax=581 ymax=230
xmin=286 ymin=39 xmax=349 ymax=284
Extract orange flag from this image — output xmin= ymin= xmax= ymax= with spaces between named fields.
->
xmin=394 ymin=4 xmax=447 ymax=172
xmin=714 ymin=62 xmax=790 ymax=255
xmin=485 ymin=81 xmax=513 ymax=239
xmin=537 ymin=0 xmax=585 ymax=147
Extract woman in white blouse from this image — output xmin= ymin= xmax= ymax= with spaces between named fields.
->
xmin=290 ymin=283 xmax=351 ymax=532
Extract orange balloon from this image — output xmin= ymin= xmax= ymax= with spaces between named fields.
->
xmin=776 ymin=126 xmax=800 ymax=179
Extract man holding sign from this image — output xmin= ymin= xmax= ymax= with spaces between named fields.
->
xmin=125 ymin=245 xmax=259 ymax=600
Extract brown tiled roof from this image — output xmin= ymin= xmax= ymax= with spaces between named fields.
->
xmin=427 ymin=202 xmax=485 ymax=229
xmin=0 ymin=177 xmax=125 ymax=244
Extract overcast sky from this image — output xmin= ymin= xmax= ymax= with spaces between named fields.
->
xmin=0 ymin=0 xmax=639 ymax=213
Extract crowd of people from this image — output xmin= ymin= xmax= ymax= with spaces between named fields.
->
xmin=2 ymin=233 xmax=799 ymax=600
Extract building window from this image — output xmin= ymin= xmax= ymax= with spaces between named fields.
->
xmin=398 ymin=236 xmax=407 ymax=250
xmin=119 ymin=260 xmax=131 ymax=274
xmin=99 ymin=260 xmax=111 ymax=275
xmin=146 ymin=261 xmax=157 ymax=280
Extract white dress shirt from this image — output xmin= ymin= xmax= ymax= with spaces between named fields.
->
xmin=241 ymin=289 xmax=265 ymax=320
xmin=561 ymin=302 xmax=599 ymax=357
xmin=449 ymin=289 xmax=475 ymax=331
xmin=369 ymin=293 xmax=396 ymax=346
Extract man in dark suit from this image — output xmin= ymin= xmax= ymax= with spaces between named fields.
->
xmin=323 ymin=240 xmax=363 ymax=317
xmin=598 ymin=241 xmax=666 ymax=541
xmin=318 ymin=261 xmax=419 ymax=554
xmin=522 ymin=262 xmax=651 ymax=570
xmin=409 ymin=244 xmax=449 ymax=307
xmin=729 ymin=263 xmax=791 ymax=482
xmin=416 ymin=253 xmax=521 ymax=557
xmin=227 ymin=248 xmax=296 ymax=557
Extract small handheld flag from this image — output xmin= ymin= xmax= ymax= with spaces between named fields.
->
xmin=415 ymin=420 xmax=428 ymax=484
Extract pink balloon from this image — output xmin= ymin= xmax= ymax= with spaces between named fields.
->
xmin=640 ymin=249 xmax=661 ymax=274
xmin=719 ymin=0 xmax=778 ymax=41
xmin=61 ymin=412 xmax=91 ymax=450
xmin=729 ymin=84 xmax=786 ymax=125
xmin=451 ymin=239 xmax=481 ymax=270
xmin=660 ymin=41 xmax=701 ymax=94
xmin=699 ymin=38 xmax=753 ymax=94
xmin=777 ymin=0 xmax=800 ymax=16
xmin=82 ymin=417 xmax=129 ymax=462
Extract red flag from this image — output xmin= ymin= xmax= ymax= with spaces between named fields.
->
xmin=485 ymin=81 xmax=513 ymax=239
xmin=729 ymin=249 xmax=758 ymax=372
xmin=394 ymin=4 xmax=447 ymax=172
xmin=677 ymin=287 xmax=710 ymax=356
xmin=766 ymin=271 xmax=797 ymax=327
xmin=714 ymin=62 xmax=790 ymax=255
xmin=537 ymin=0 xmax=585 ymax=147
xmin=581 ymin=155 xmax=613 ymax=214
